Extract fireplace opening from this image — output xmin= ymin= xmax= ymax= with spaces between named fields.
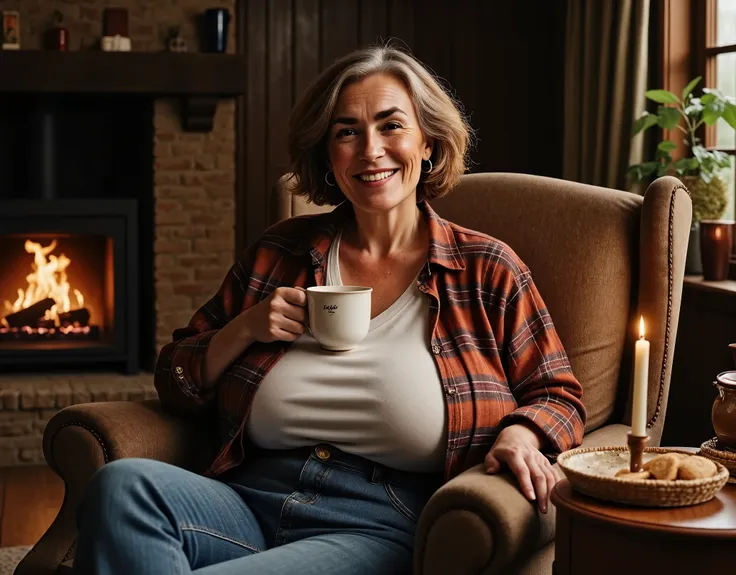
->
xmin=0 ymin=93 xmax=155 ymax=374
xmin=0 ymin=234 xmax=115 ymax=347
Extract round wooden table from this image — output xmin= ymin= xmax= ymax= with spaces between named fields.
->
xmin=550 ymin=479 xmax=736 ymax=574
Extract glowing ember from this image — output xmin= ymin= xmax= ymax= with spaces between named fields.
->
xmin=1 ymin=239 xmax=86 ymax=328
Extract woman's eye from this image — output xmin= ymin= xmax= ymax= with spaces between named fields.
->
xmin=383 ymin=122 xmax=402 ymax=131
xmin=336 ymin=128 xmax=357 ymax=138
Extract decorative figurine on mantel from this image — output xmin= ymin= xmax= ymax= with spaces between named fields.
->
xmin=45 ymin=10 xmax=68 ymax=51
xmin=101 ymin=7 xmax=131 ymax=52
xmin=166 ymin=26 xmax=188 ymax=53
xmin=1 ymin=10 xmax=20 ymax=50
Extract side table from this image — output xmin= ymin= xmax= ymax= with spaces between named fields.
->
xmin=550 ymin=479 xmax=736 ymax=574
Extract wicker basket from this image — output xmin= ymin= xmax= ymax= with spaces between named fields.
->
xmin=557 ymin=446 xmax=730 ymax=507
xmin=699 ymin=438 xmax=736 ymax=484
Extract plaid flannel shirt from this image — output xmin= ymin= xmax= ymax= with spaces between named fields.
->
xmin=154 ymin=201 xmax=586 ymax=481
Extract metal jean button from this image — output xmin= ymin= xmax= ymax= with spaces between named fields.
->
xmin=315 ymin=446 xmax=331 ymax=460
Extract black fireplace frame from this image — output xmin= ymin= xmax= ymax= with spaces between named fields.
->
xmin=0 ymin=199 xmax=138 ymax=374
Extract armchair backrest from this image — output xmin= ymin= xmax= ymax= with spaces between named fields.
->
xmin=271 ymin=173 xmax=692 ymax=443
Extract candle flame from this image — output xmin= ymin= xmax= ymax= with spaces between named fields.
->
xmin=639 ymin=316 xmax=645 ymax=339
xmin=715 ymin=227 xmax=722 ymax=239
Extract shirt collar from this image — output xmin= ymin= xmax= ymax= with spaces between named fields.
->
xmin=295 ymin=200 xmax=466 ymax=271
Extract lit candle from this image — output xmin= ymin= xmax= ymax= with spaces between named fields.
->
xmin=631 ymin=316 xmax=650 ymax=437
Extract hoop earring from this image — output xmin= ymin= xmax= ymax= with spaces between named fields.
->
xmin=324 ymin=171 xmax=336 ymax=187
xmin=421 ymin=159 xmax=433 ymax=174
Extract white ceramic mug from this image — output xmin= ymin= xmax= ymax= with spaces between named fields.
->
xmin=306 ymin=286 xmax=372 ymax=351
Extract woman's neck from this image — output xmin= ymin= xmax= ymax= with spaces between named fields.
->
xmin=345 ymin=199 xmax=426 ymax=258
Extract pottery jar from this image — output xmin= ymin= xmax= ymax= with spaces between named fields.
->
xmin=712 ymin=371 xmax=736 ymax=449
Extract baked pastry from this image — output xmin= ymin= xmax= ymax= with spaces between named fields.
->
xmin=677 ymin=455 xmax=718 ymax=480
xmin=642 ymin=453 xmax=680 ymax=480
xmin=615 ymin=469 xmax=651 ymax=480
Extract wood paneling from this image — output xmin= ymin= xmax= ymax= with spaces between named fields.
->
xmin=236 ymin=0 xmax=568 ymax=250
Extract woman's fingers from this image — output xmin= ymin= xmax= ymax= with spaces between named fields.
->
xmin=527 ymin=459 xmax=549 ymax=513
xmin=506 ymin=452 xmax=535 ymax=501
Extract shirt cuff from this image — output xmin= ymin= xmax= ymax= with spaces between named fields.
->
xmin=499 ymin=403 xmax=584 ymax=455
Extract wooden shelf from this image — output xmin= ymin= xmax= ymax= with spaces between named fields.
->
xmin=683 ymin=275 xmax=736 ymax=295
xmin=0 ymin=51 xmax=248 ymax=95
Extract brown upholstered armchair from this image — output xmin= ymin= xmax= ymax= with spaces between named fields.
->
xmin=19 ymin=173 xmax=692 ymax=575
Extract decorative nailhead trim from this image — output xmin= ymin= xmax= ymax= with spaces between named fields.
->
xmin=647 ymin=184 xmax=684 ymax=429
xmin=53 ymin=421 xmax=110 ymax=465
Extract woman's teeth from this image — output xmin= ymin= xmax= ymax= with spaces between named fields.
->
xmin=358 ymin=170 xmax=395 ymax=182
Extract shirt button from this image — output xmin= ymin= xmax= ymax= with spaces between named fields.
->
xmin=315 ymin=446 xmax=331 ymax=460
xmin=447 ymin=388 xmax=457 ymax=396
xmin=432 ymin=344 xmax=441 ymax=355
xmin=175 ymin=366 xmax=184 ymax=374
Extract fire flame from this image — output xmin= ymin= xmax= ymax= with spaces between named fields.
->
xmin=2 ymin=239 xmax=85 ymax=326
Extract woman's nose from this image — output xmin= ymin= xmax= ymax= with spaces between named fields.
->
xmin=359 ymin=133 xmax=384 ymax=162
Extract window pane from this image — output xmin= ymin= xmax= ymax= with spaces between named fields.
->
xmin=716 ymin=53 xmax=736 ymax=149
xmin=717 ymin=0 xmax=736 ymax=46
xmin=725 ymin=156 xmax=736 ymax=221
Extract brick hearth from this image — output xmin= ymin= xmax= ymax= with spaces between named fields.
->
xmin=0 ymin=0 xmax=237 ymax=466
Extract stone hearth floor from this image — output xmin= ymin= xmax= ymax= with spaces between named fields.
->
xmin=0 ymin=372 xmax=157 ymax=466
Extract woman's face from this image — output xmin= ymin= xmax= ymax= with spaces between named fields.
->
xmin=326 ymin=73 xmax=432 ymax=215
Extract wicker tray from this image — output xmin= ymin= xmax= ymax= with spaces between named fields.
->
xmin=557 ymin=446 xmax=730 ymax=507
xmin=699 ymin=438 xmax=736 ymax=484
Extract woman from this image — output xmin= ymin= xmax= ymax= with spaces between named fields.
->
xmin=74 ymin=45 xmax=586 ymax=575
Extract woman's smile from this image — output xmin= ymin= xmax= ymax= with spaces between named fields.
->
xmin=354 ymin=168 xmax=400 ymax=187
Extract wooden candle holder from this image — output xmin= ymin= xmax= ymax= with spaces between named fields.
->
xmin=627 ymin=432 xmax=650 ymax=472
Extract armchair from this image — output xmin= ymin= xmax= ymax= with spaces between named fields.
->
xmin=18 ymin=173 xmax=692 ymax=575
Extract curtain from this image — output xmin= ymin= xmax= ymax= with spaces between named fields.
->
xmin=563 ymin=0 xmax=650 ymax=190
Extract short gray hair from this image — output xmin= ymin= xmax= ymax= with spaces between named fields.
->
xmin=288 ymin=43 xmax=474 ymax=205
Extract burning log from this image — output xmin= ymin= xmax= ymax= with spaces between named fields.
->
xmin=59 ymin=308 xmax=91 ymax=327
xmin=3 ymin=298 xmax=56 ymax=328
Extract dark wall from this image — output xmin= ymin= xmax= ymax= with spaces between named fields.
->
xmin=239 ymin=0 xmax=567 ymax=248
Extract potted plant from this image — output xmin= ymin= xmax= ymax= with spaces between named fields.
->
xmin=628 ymin=76 xmax=735 ymax=273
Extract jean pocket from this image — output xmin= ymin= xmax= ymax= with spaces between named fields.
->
xmin=384 ymin=482 xmax=422 ymax=523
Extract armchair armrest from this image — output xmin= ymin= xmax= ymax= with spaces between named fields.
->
xmin=16 ymin=400 xmax=218 ymax=575
xmin=413 ymin=424 xmax=631 ymax=575
xmin=414 ymin=464 xmax=555 ymax=575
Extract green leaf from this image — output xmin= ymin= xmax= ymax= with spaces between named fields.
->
xmin=632 ymin=112 xmax=659 ymax=136
xmin=723 ymin=102 xmax=736 ymax=130
xmin=646 ymin=89 xmax=680 ymax=104
xmin=657 ymin=140 xmax=677 ymax=152
xmin=657 ymin=163 xmax=670 ymax=177
xmin=656 ymin=106 xmax=680 ymax=129
xmin=674 ymin=157 xmax=698 ymax=174
xmin=703 ymin=99 xmax=725 ymax=125
xmin=640 ymin=161 xmax=659 ymax=176
xmin=681 ymin=77 xmax=702 ymax=101
xmin=701 ymin=93 xmax=716 ymax=105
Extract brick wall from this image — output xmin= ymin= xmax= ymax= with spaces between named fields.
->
xmin=0 ymin=0 xmax=238 ymax=465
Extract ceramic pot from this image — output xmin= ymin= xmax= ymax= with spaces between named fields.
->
xmin=712 ymin=370 xmax=736 ymax=450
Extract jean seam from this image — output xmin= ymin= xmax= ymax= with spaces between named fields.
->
xmin=384 ymin=483 xmax=418 ymax=523
xmin=317 ymin=458 xmax=370 ymax=479
xmin=179 ymin=523 xmax=263 ymax=553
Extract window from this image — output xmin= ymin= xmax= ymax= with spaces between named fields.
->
xmin=701 ymin=0 xmax=736 ymax=221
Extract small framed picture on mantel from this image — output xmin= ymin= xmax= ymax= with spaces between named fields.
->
xmin=2 ymin=10 xmax=20 ymax=50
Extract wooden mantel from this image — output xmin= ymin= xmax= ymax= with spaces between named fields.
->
xmin=0 ymin=51 xmax=248 ymax=131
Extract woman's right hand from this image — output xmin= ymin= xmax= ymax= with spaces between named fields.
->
xmin=241 ymin=287 xmax=308 ymax=343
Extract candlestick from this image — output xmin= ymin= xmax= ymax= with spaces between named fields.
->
xmin=627 ymin=432 xmax=649 ymax=472
xmin=631 ymin=316 xmax=650 ymax=437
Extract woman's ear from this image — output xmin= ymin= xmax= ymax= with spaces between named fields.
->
xmin=423 ymin=138 xmax=434 ymax=161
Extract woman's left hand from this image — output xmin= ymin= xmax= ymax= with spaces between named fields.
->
xmin=484 ymin=423 xmax=558 ymax=513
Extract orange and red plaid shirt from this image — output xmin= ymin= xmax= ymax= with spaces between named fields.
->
xmin=154 ymin=201 xmax=586 ymax=481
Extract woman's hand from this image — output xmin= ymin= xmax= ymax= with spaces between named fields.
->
xmin=241 ymin=286 xmax=308 ymax=343
xmin=484 ymin=423 xmax=558 ymax=513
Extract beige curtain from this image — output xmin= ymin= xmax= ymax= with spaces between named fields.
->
xmin=563 ymin=0 xmax=650 ymax=190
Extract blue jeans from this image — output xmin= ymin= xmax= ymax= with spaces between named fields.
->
xmin=73 ymin=444 xmax=441 ymax=574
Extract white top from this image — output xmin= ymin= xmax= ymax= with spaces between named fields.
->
xmin=246 ymin=229 xmax=448 ymax=472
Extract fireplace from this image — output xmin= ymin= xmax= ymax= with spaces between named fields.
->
xmin=0 ymin=199 xmax=138 ymax=373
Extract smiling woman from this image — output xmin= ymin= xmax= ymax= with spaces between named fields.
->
xmin=73 ymin=43 xmax=586 ymax=575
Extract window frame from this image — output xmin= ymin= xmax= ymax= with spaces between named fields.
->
xmin=694 ymin=0 xmax=736 ymax=266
